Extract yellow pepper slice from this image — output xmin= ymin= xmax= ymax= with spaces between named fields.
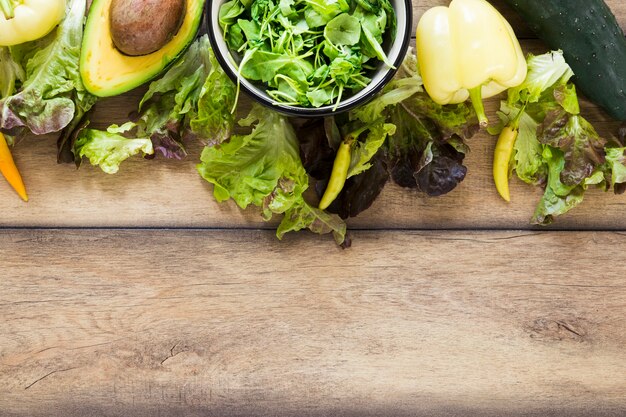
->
xmin=416 ymin=0 xmax=527 ymax=127
xmin=0 ymin=0 xmax=66 ymax=46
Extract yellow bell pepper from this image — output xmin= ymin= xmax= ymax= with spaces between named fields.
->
xmin=416 ymin=0 xmax=527 ymax=127
xmin=0 ymin=0 xmax=66 ymax=46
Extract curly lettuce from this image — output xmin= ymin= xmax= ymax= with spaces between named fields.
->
xmin=74 ymin=124 xmax=153 ymax=174
xmin=0 ymin=0 xmax=95 ymax=138
xmin=75 ymin=37 xmax=236 ymax=173
xmin=197 ymin=104 xmax=347 ymax=245
xmin=496 ymin=50 xmax=626 ymax=224
xmin=296 ymin=48 xmax=478 ymax=220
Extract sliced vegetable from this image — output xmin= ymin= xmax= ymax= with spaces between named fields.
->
xmin=415 ymin=0 xmax=527 ymax=126
xmin=74 ymin=37 xmax=237 ymax=173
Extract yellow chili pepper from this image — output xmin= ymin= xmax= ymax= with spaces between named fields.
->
xmin=493 ymin=125 xmax=518 ymax=202
xmin=0 ymin=133 xmax=28 ymax=201
xmin=415 ymin=0 xmax=527 ymax=127
xmin=0 ymin=0 xmax=66 ymax=46
xmin=319 ymin=139 xmax=352 ymax=210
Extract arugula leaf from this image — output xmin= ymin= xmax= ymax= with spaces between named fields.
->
xmin=304 ymin=0 xmax=349 ymax=23
xmin=325 ymin=14 xmax=361 ymax=46
xmin=360 ymin=22 xmax=393 ymax=68
xmin=219 ymin=0 xmax=396 ymax=108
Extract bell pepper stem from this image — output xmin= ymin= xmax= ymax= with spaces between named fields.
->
xmin=0 ymin=0 xmax=14 ymax=19
xmin=469 ymin=86 xmax=488 ymax=128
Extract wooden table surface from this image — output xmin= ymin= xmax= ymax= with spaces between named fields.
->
xmin=1 ymin=1 xmax=625 ymax=416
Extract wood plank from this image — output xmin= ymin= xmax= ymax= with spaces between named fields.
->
xmin=1 ymin=229 xmax=625 ymax=416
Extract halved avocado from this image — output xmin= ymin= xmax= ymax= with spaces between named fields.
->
xmin=80 ymin=0 xmax=204 ymax=97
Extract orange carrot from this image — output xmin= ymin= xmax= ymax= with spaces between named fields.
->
xmin=0 ymin=133 xmax=28 ymax=202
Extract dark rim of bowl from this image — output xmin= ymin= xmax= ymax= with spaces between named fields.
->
xmin=206 ymin=0 xmax=413 ymax=118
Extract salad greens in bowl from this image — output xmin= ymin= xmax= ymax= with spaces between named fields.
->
xmin=207 ymin=0 xmax=412 ymax=116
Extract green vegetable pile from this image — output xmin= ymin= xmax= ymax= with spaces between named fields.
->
xmin=2 ymin=0 xmax=626 ymax=246
xmin=0 ymin=0 xmax=94 ymax=151
xmin=219 ymin=0 xmax=396 ymax=108
xmin=493 ymin=51 xmax=626 ymax=224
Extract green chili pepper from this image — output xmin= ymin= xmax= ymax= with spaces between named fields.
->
xmin=319 ymin=138 xmax=353 ymax=210
xmin=492 ymin=105 xmax=525 ymax=202
xmin=318 ymin=119 xmax=386 ymax=210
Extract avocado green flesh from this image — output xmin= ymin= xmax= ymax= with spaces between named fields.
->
xmin=80 ymin=0 xmax=204 ymax=97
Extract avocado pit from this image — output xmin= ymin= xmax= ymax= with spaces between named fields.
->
xmin=110 ymin=0 xmax=185 ymax=56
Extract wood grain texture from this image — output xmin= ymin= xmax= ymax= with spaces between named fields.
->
xmin=1 ymin=229 xmax=626 ymax=417
xmin=1 ymin=3 xmax=626 ymax=416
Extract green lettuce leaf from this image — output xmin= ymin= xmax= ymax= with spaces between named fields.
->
xmin=198 ymin=105 xmax=307 ymax=210
xmin=0 ymin=0 xmax=94 ymax=137
xmin=496 ymin=102 xmax=545 ymax=185
xmin=0 ymin=47 xmax=24 ymax=99
xmin=277 ymin=201 xmax=347 ymax=245
xmin=496 ymin=50 xmax=614 ymax=224
xmin=347 ymin=122 xmax=395 ymax=178
xmin=197 ymin=104 xmax=347 ymax=244
xmin=75 ymin=37 xmax=236 ymax=172
xmin=531 ymin=147 xmax=585 ymax=225
xmin=538 ymin=110 xmax=606 ymax=186
xmin=139 ymin=37 xmax=236 ymax=152
xmin=189 ymin=46 xmax=238 ymax=144
xmin=507 ymin=50 xmax=573 ymax=106
xmin=74 ymin=127 xmax=154 ymax=174
xmin=605 ymin=147 xmax=626 ymax=188
xmin=350 ymin=50 xmax=423 ymax=124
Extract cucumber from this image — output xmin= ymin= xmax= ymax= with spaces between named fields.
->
xmin=502 ymin=0 xmax=626 ymax=121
